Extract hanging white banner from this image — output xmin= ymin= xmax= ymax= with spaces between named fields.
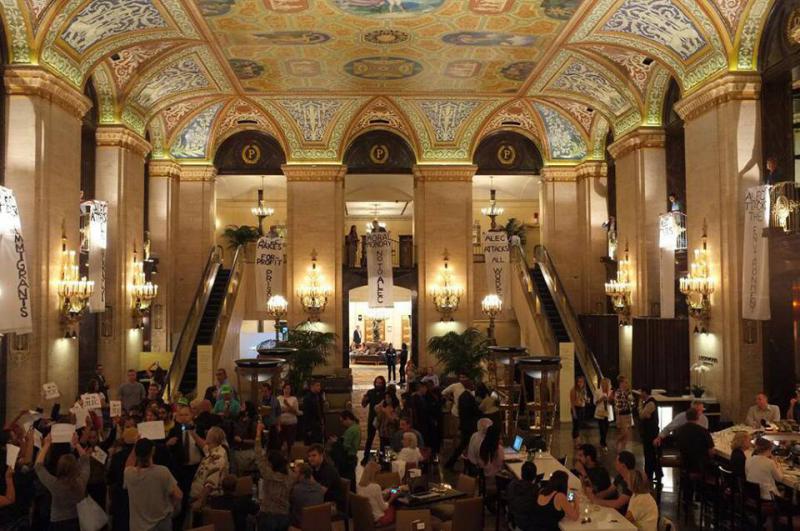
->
xmin=255 ymin=236 xmax=285 ymax=310
xmin=81 ymin=200 xmax=107 ymax=313
xmin=0 ymin=186 xmax=32 ymax=334
xmin=366 ymin=231 xmax=394 ymax=308
xmin=658 ymin=213 xmax=680 ymax=318
xmin=658 ymin=213 xmax=681 ymax=251
xmin=483 ymin=230 xmax=510 ymax=300
xmin=742 ymin=185 xmax=771 ymax=320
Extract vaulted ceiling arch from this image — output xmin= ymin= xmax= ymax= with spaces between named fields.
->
xmin=339 ymin=96 xmax=421 ymax=164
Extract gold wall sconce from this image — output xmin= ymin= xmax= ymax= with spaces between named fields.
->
xmin=431 ymin=250 xmax=463 ymax=321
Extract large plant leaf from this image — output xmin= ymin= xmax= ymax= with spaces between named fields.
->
xmin=427 ymin=327 xmax=489 ymax=380
xmin=281 ymin=323 xmax=336 ymax=392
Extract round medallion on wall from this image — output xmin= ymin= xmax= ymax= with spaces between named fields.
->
xmin=369 ymin=144 xmax=390 ymax=164
xmin=788 ymin=8 xmax=800 ymax=45
xmin=363 ymin=29 xmax=410 ymax=45
xmin=344 ymin=56 xmax=422 ymax=80
xmin=497 ymin=143 xmax=517 ymax=166
xmin=241 ymin=143 xmax=262 ymax=165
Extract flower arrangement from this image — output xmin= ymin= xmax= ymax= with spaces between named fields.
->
xmin=690 ymin=361 xmax=711 ymax=397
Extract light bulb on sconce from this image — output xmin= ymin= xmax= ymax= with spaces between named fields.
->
xmin=131 ymin=240 xmax=158 ymax=325
xmin=297 ymin=250 xmax=330 ymax=322
xmin=431 ymin=250 xmax=463 ymax=321
xmin=604 ymin=243 xmax=632 ymax=325
xmin=56 ymin=222 xmax=94 ymax=335
xmin=680 ymin=220 xmax=715 ymax=334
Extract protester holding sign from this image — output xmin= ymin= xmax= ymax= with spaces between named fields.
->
xmin=34 ymin=432 xmax=90 ymax=530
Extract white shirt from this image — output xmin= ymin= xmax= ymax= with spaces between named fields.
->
xmin=357 ymin=482 xmax=387 ymax=521
xmin=277 ymin=396 xmax=299 ymax=425
xmin=658 ymin=411 xmax=709 ymax=438
xmin=467 ymin=431 xmax=486 ymax=465
xmin=397 ymin=447 xmax=423 ymax=464
xmin=442 ymin=382 xmax=466 ymax=417
xmin=746 ymin=454 xmax=783 ymax=500
xmin=421 ymin=374 xmax=440 ymax=388
xmin=627 ymin=493 xmax=658 ymax=531
xmin=745 ymin=404 xmax=781 ymax=428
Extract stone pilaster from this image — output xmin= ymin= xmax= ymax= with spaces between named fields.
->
xmin=95 ymin=126 xmax=150 ymax=387
xmin=675 ymin=73 xmax=763 ymax=420
xmin=282 ymin=165 xmax=346 ymax=366
xmin=413 ymin=165 xmax=476 ymax=369
xmin=147 ymin=161 xmax=181 ymax=354
xmin=3 ymin=67 xmax=91 ymax=415
xmin=576 ymin=161 xmax=610 ymax=314
xmin=608 ymin=127 xmax=667 ymax=316
xmin=174 ymin=165 xmax=217 ymax=331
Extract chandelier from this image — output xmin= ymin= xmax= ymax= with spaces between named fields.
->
xmin=57 ymin=228 xmax=94 ymax=335
xmin=480 ymin=177 xmax=504 ymax=229
xmin=481 ymin=294 xmax=503 ymax=341
xmin=131 ymin=241 xmax=158 ymax=318
xmin=431 ymin=250 xmax=463 ymax=321
xmin=604 ymin=244 xmax=632 ymax=324
xmin=365 ymin=203 xmax=387 ymax=233
xmin=680 ymin=223 xmax=714 ymax=333
xmin=266 ymin=294 xmax=288 ymax=334
xmin=251 ymin=176 xmax=274 ymax=234
xmin=298 ymin=250 xmax=331 ymax=322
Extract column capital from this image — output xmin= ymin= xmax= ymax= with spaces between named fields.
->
xmin=576 ymin=161 xmax=607 ymax=179
xmin=4 ymin=66 xmax=92 ymax=120
xmin=179 ymin=165 xmax=217 ymax=182
xmin=675 ymin=72 xmax=761 ymax=122
xmin=96 ymin=126 xmax=151 ymax=158
xmin=541 ymin=166 xmax=578 ymax=182
xmin=412 ymin=164 xmax=477 ymax=182
xmin=281 ymin=164 xmax=347 ymax=182
xmin=148 ymin=160 xmax=182 ymax=180
xmin=607 ymin=127 xmax=666 ymax=160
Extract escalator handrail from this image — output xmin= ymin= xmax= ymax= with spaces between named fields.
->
xmin=511 ymin=246 xmax=559 ymax=358
xmin=533 ymin=244 xmax=604 ymax=392
xmin=209 ymin=245 xmax=244 ymax=369
xmin=165 ymin=246 xmax=223 ymax=400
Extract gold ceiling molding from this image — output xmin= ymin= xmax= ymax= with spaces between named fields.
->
xmin=148 ymin=160 xmax=182 ymax=179
xmin=178 ymin=164 xmax=217 ymax=182
xmin=412 ymin=164 xmax=477 ymax=182
xmin=4 ymin=66 xmax=92 ymax=120
xmin=673 ymin=72 xmax=762 ymax=122
xmin=607 ymin=127 xmax=666 ymax=160
xmin=541 ymin=166 xmax=578 ymax=183
xmin=95 ymin=125 xmax=152 ymax=158
xmin=576 ymin=161 xmax=608 ymax=179
xmin=281 ymin=164 xmax=347 ymax=182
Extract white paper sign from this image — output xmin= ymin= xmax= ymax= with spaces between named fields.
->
xmin=81 ymin=200 xmax=107 ymax=313
xmin=20 ymin=410 xmax=42 ymax=432
xmin=6 ymin=444 xmax=20 ymax=468
xmin=81 ymin=393 xmax=102 ymax=410
xmin=742 ymin=185 xmax=771 ymax=320
xmin=0 ymin=186 xmax=32 ymax=334
xmin=137 ymin=421 xmax=166 ymax=440
xmin=483 ymin=230 xmax=510 ymax=300
xmin=42 ymin=382 xmax=60 ymax=400
xmin=91 ymin=446 xmax=108 ymax=465
xmin=109 ymin=401 xmax=122 ymax=418
xmin=51 ymin=423 xmax=75 ymax=443
xmin=255 ymin=236 xmax=285 ymax=310
xmin=72 ymin=406 xmax=89 ymax=429
xmin=33 ymin=430 xmax=42 ymax=449
xmin=366 ymin=231 xmax=394 ymax=308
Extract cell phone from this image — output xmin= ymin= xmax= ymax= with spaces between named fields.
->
xmin=568 ymin=491 xmax=576 ymax=502
xmin=390 ymin=488 xmax=398 ymax=494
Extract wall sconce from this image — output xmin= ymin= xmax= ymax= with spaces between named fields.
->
xmin=267 ymin=294 xmax=288 ymax=334
xmin=680 ymin=222 xmax=714 ymax=333
xmin=604 ymin=243 xmax=632 ymax=325
xmin=131 ymin=241 xmax=158 ymax=322
xmin=297 ymin=250 xmax=330 ymax=322
xmin=431 ymin=250 xmax=463 ymax=321
xmin=481 ymin=294 xmax=502 ymax=341
xmin=57 ymin=225 xmax=94 ymax=337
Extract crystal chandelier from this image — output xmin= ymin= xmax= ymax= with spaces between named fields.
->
xmin=604 ymin=244 xmax=632 ymax=324
xmin=57 ymin=227 xmax=94 ymax=335
xmin=365 ymin=203 xmax=387 ymax=233
xmin=131 ymin=241 xmax=158 ymax=318
xmin=481 ymin=177 xmax=504 ymax=229
xmin=431 ymin=250 xmax=463 ymax=321
xmin=680 ymin=222 xmax=714 ymax=333
xmin=298 ymin=250 xmax=330 ymax=322
xmin=251 ymin=176 xmax=274 ymax=234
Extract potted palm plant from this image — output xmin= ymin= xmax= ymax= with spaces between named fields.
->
xmin=281 ymin=323 xmax=336 ymax=393
xmin=222 ymin=225 xmax=260 ymax=249
xmin=504 ymin=217 xmax=527 ymax=247
xmin=427 ymin=327 xmax=490 ymax=381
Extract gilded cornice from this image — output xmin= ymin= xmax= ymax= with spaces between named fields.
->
xmin=179 ymin=165 xmax=217 ymax=182
xmin=281 ymin=164 xmax=347 ymax=182
xmin=541 ymin=166 xmax=577 ymax=183
xmin=412 ymin=165 xmax=477 ymax=182
xmin=607 ymin=128 xmax=665 ymax=160
xmin=4 ymin=67 xmax=92 ymax=120
xmin=148 ymin=160 xmax=182 ymax=180
xmin=576 ymin=161 xmax=607 ymax=179
xmin=95 ymin=126 xmax=151 ymax=158
xmin=674 ymin=73 xmax=762 ymax=123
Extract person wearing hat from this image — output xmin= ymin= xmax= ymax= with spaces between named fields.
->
xmin=212 ymin=384 xmax=240 ymax=418
xmin=108 ymin=427 xmax=139 ymax=531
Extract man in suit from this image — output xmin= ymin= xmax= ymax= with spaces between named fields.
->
xmin=385 ymin=343 xmax=397 ymax=382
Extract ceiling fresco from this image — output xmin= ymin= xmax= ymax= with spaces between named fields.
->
xmin=0 ymin=0 xmax=776 ymax=164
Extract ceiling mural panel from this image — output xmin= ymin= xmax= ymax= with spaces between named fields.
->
xmin=170 ymin=101 xmax=224 ymax=159
xmin=533 ymin=102 xmax=587 ymax=161
xmin=133 ymin=57 xmax=211 ymax=108
xmin=586 ymin=45 xmax=654 ymax=95
xmin=60 ymin=0 xmax=168 ymax=54
xmin=107 ymin=42 xmax=175 ymax=89
xmin=328 ymin=0 xmax=445 ymax=17
xmin=550 ymin=59 xmax=633 ymax=115
xmin=418 ymin=100 xmax=482 ymax=142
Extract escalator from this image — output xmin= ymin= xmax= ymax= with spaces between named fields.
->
xmin=530 ymin=265 xmax=569 ymax=344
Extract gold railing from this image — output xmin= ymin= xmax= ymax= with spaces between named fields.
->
xmin=533 ymin=245 xmax=603 ymax=396
xmin=511 ymin=245 xmax=559 ymax=358
xmin=210 ymin=245 xmax=244 ymax=370
xmin=165 ymin=246 xmax=222 ymax=400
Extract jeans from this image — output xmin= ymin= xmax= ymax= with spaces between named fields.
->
xmin=387 ymin=363 xmax=396 ymax=381
xmin=571 ymin=406 xmax=585 ymax=439
xmin=597 ymin=418 xmax=609 ymax=447
xmin=362 ymin=420 xmax=378 ymax=463
xmin=258 ymin=512 xmax=290 ymax=531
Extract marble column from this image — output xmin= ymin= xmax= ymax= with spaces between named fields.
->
xmin=174 ymin=165 xmax=217 ymax=331
xmin=576 ymin=161 xmax=610 ymax=314
xmin=675 ymin=73 xmax=763 ymax=420
xmin=147 ymin=160 xmax=180 ymax=353
xmin=413 ymin=165 xmax=475 ymax=369
xmin=3 ymin=67 xmax=91 ymax=414
xmin=282 ymin=165 xmax=346 ymax=369
xmin=608 ymin=128 xmax=667 ymax=317
xmin=94 ymin=126 xmax=150 ymax=388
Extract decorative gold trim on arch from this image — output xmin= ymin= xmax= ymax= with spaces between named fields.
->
xmin=412 ymin=164 xmax=477 ymax=182
xmin=541 ymin=166 xmax=578 ymax=183
xmin=281 ymin=164 xmax=347 ymax=182
xmin=576 ymin=161 xmax=607 ymax=179
xmin=4 ymin=66 xmax=92 ymax=119
xmin=148 ymin=160 xmax=182 ymax=179
xmin=674 ymin=72 xmax=761 ymax=122
xmin=95 ymin=125 xmax=152 ymax=158
xmin=607 ymin=127 xmax=666 ymax=160
xmin=179 ymin=165 xmax=217 ymax=182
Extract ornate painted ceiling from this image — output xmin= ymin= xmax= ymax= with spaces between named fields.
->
xmin=0 ymin=0 xmax=775 ymax=164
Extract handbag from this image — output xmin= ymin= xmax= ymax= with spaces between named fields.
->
xmin=77 ymin=496 xmax=108 ymax=531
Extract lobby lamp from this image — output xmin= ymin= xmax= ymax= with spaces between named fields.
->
xmin=131 ymin=241 xmax=158 ymax=326
xmin=604 ymin=243 xmax=632 ymax=325
xmin=251 ymin=176 xmax=274 ymax=235
xmin=480 ymin=177 xmax=504 ymax=229
xmin=266 ymin=294 xmax=288 ymax=335
xmin=481 ymin=294 xmax=502 ymax=342
xmin=431 ymin=250 xmax=463 ymax=321
xmin=680 ymin=222 xmax=714 ymax=334
xmin=297 ymin=250 xmax=330 ymax=322
xmin=57 ymin=225 xmax=94 ymax=338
